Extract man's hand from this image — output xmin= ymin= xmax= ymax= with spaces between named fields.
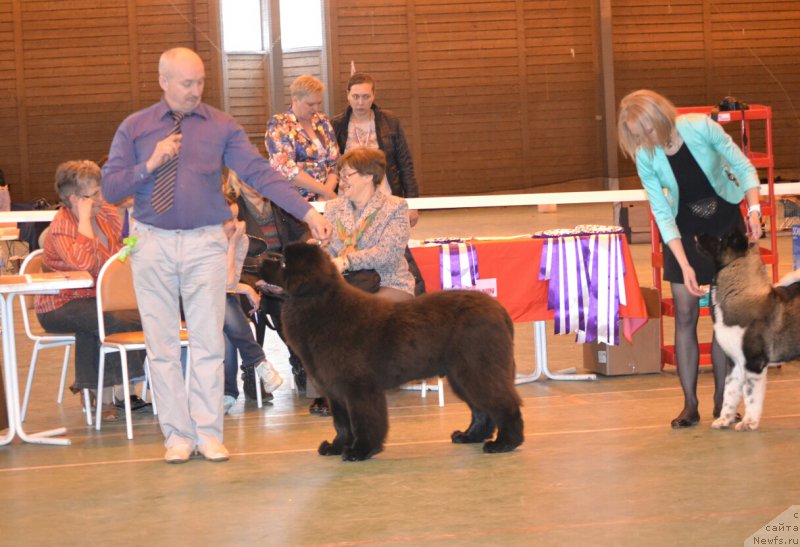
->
xmin=146 ymin=134 xmax=182 ymax=174
xmin=303 ymin=208 xmax=332 ymax=242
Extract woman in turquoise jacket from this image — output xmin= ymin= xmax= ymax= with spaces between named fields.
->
xmin=617 ymin=90 xmax=762 ymax=429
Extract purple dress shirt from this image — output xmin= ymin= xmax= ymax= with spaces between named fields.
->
xmin=102 ymin=100 xmax=312 ymax=230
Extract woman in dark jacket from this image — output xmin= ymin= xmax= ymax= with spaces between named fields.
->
xmin=332 ymin=72 xmax=425 ymax=294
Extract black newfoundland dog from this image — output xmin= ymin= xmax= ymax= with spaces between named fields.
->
xmin=262 ymin=242 xmax=524 ymax=461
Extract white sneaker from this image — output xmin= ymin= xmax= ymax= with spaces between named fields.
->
xmin=223 ymin=395 xmax=236 ymax=415
xmin=255 ymin=361 xmax=283 ymax=394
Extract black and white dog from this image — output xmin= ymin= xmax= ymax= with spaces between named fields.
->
xmin=697 ymin=231 xmax=800 ymax=431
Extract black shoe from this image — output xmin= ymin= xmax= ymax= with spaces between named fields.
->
xmin=241 ymin=364 xmax=275 ymax=402
xmin=671 ymin=410 xmax=700 ymax=429
xmin=115 ymin=395 xmax=151 ymax=412
xmin=309 ymin=397 xmax=330 ymax=417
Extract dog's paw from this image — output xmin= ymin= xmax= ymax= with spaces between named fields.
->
xmin=482 ymin=440 xmax=518 ymax=454
xmin=341 ymin=444 xmax=380 ymax=462
xmin=711 ymin=417 xmax=731 ymax=429
xmin=451 ymin=430 xmax=484 ymax=444
xmin=734 ymin=419 xmax=759 ymax=432
xmin=318 ymin=440 xmax=343 ymax=456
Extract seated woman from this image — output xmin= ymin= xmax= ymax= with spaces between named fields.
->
xmin=35 ymin=160 xmax=146 ymax=421
xmin=221 ymin=191 xmax=283 ymax=414
xmin=325 ymin=148 xmax=415 ymax=301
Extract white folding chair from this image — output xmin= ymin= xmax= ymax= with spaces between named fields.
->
xmin=94 ymin=251 xmax=188 ymax=439
xmin=17 ymin=250 xmax=85 ymax=422
xmin=420 ymin=378 xmax=445 ymax=407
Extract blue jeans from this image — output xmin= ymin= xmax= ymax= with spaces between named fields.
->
xmin=223 ymin=293 xmax=265 ymax=398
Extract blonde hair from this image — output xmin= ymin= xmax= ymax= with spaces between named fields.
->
xmin=617 ymin=90 xmax=677 ymax=159
xmin=222 ymin=170 xmax=242 ymax=203
xmin=290 ymin=75 xmax=324 ymax=100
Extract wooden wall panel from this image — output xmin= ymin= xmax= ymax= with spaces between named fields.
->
xmin=282 ymin=50 xmax=324 ymax=109
xmin=0 ymin=0 xmax=21 ymax=194
xmin=329 ymin=0 xmax=603 ymax=195
xmin=226 ymin=53 xmax=270 ymax=152
xmin=4 ymin=1 xmax=800 ymax=202
xmin=707 ymin=0 xmax=800 ymax=181
xmin=613 ymin=0 xmax=800 ymax=184
xmin=0 ymin=0 xmax=221 ymax=203
xmin=329 ymin=0 xmax=415 ymax=173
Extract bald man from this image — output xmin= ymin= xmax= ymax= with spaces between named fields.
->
xmin=103 ymin=47 xmax=331 ymax=463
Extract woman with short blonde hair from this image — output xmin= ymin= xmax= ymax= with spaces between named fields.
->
xmin=617 ymin=89 xmax=761 ymax=429
xmin=266 ymin=74 xmax=338 ymax=201
xmin=289 ymin=74 xmax=324 ymax=100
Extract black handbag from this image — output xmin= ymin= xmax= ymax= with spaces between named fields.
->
xmin=343 ymin=269 xmax=381 ymax=293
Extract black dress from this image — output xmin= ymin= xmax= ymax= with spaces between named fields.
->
xmin=661 ymin=143 xmax=744 ymax=285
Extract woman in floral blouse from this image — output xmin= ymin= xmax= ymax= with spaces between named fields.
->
xmin=265 ymin=75 xmax=339 ymax=201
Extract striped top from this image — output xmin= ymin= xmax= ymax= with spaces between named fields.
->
xmin=35 ymin=203 xmax=123 ymax=315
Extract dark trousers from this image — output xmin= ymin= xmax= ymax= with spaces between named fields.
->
xmin=37 ymin=298 xmax=146 ymax=390
xmin=223 ymin=293 xmax=265 ymax=398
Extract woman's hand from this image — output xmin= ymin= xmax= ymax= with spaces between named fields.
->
xmin=237 ymin=283 xmax=260 ymax=315
xmin=747 ymin=211 xmax=763 ymax=242
xmin=75 ymin=196 xmax=95 ymax=221
xmin=680 ymin=264 xmax=706 ymax=297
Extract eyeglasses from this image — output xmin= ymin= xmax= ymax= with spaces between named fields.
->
xmin=339 ymin=169 xmax=361 ymax=182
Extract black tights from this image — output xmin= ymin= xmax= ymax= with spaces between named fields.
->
xmin=671 ymin=283 xmax=729 ymax=419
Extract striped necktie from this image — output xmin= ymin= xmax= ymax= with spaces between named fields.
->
xmin=151 ymin=111 xmax=184 ymax=214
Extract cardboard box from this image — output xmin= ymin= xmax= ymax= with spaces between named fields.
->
xmin=582 ymin=287 xmax=662 ymax=376
xmin=619 ymin=202 xmax=652 ymax=244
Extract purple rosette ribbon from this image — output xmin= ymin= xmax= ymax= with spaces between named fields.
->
xmin=538 ymin=229 xmax=627 ymax=345
xmin=439 ymin=241 xmax=479 ymax=289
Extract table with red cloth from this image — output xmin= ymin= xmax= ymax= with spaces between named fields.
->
xmin=409 ymin=235 xmax=649 ymax=382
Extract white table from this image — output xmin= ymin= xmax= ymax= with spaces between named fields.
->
xmin=0 ymin=271 xmax=93 ymax=446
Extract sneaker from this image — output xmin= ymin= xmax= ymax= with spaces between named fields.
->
xmin=197 ymin=440 xmax=230 ymax=462
xmin=255 ymin=361 xmax=283 ymax=394
xmin=241 ymin=365 xmax=276 ymax=402
xmin=223 ymin=395 xmax=236 ymax=415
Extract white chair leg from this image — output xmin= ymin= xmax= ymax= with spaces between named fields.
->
xmin=56 ymin=344 xmax=72 ymax=404
xmin=21 ymin=344 xmax=41 ymax=422
xmin=244 ymin=324 xmax=264 ymax=409
xmin=437 ymin=378 xmax=445 ymax=407
xmin=420 ymin=379 xmax=427 ymax=399
xmin=95 ymin=350 xmax=107 ymax=430
xmin=255 ymin=362 xmax=263 ymax=409
xmin=83 ymin=389 xmax=93 ymax=426
xmin=120 ymin=350 xmax=133 ymax=440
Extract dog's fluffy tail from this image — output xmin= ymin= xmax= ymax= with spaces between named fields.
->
xmin=776 ymin=269 xmax=800 ymax=287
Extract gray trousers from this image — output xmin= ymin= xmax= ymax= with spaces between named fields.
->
xmin=131 ymin=222 xmax=227 ymax=449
